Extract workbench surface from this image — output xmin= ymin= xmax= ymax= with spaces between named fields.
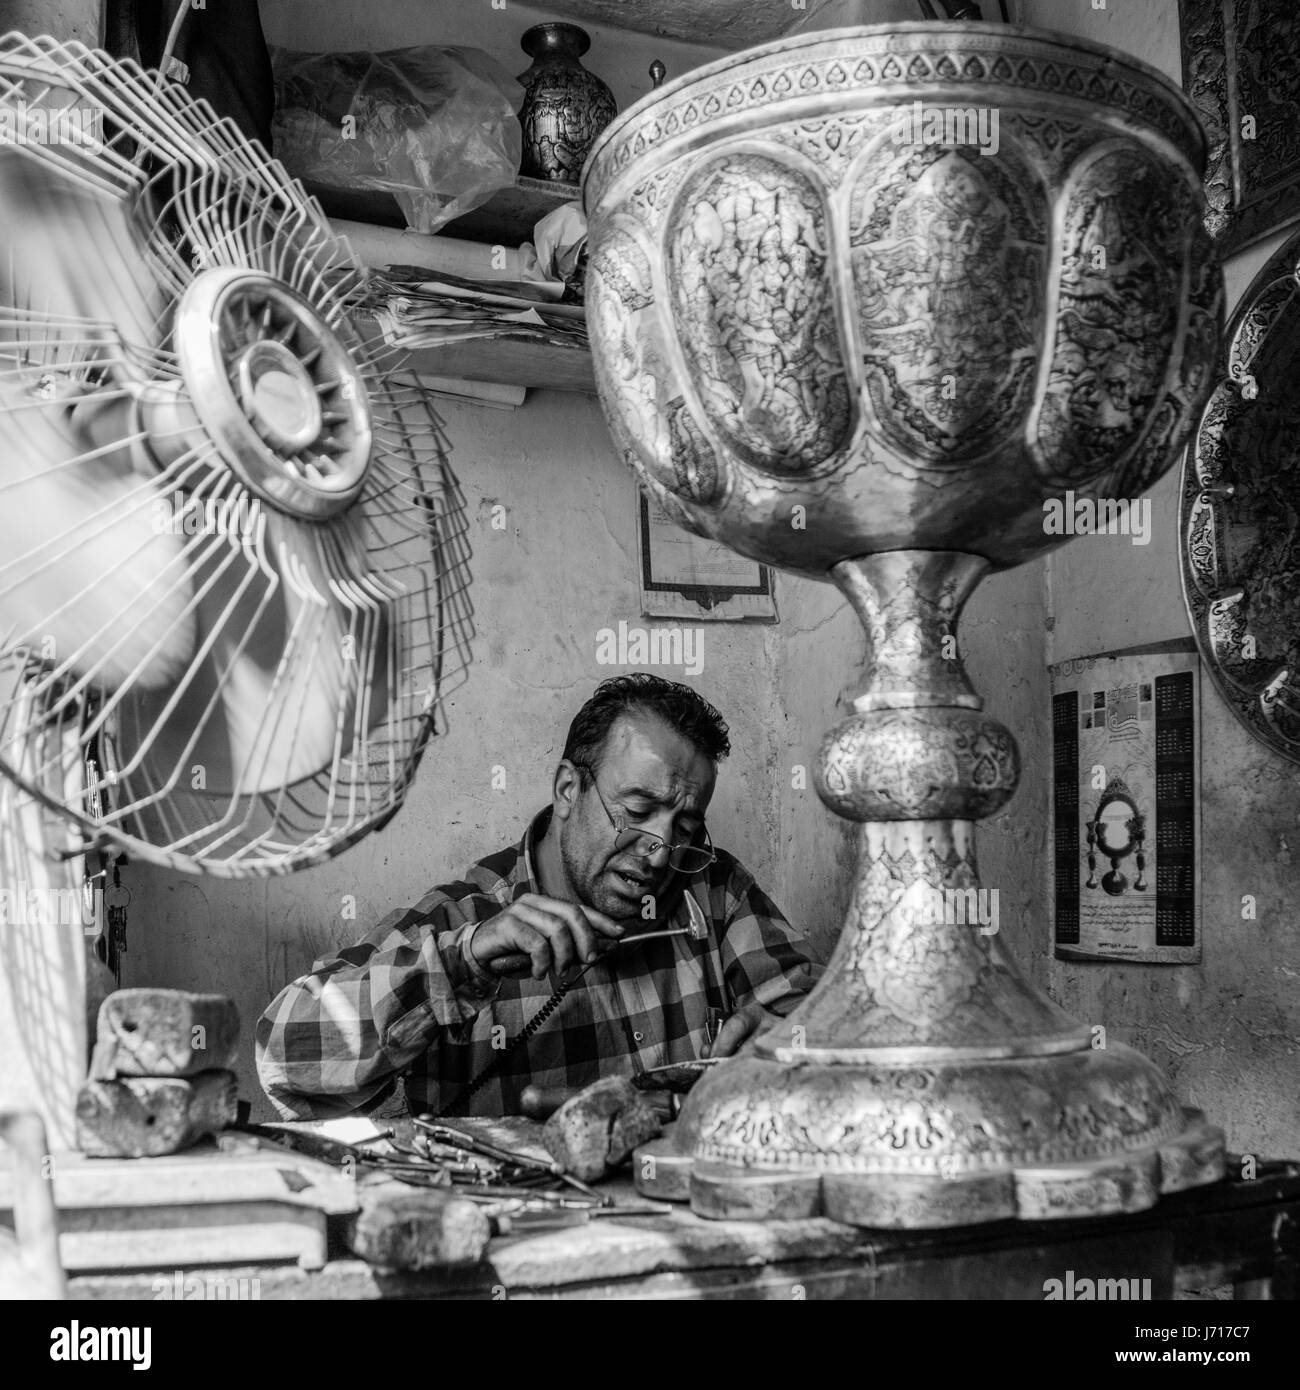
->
xmin=65 ymin=1163 xmax=1300 ymax=1300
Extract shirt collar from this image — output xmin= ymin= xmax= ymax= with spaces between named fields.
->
xmin=514 ymin=806 xmax=553 ymax=898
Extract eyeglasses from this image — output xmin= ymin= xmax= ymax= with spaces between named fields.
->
xmin=582 ymin=772 xmax=716 ymax=874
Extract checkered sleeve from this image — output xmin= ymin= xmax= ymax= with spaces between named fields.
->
xmin=255 ymin=898 xmax=501 ymax=1121
xmin=715 ymin=859 xmax=823 ymax=1019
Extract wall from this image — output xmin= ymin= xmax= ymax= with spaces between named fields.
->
xmin=0 ymin=0 xmax=99 ymax=44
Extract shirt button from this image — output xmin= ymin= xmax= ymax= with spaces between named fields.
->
xmin=633 ymin=1030 xmax=645 ymax=1043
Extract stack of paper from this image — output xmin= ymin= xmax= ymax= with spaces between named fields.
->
xmin=363 ymin=267 xmax=587 ymax=351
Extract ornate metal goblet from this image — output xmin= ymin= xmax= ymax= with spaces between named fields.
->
xmin=583 ymin=24 xmax=1225 ymax=1226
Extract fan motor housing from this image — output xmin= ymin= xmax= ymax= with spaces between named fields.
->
xmin=176 ymin=268 xmax=373 ymax=520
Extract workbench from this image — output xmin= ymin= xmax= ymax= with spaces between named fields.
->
xmin=63 ymin=1161 xmax=1300 ymax=1300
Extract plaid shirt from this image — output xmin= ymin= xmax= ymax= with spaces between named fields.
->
xmin=256 ymin=809 xmax=821 ymax=1120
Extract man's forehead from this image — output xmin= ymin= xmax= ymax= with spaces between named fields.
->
xmin=601 ymin=712 xmax=714 ymax=796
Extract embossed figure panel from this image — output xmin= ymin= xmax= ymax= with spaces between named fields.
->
xmin=586 ymin=227 xmax=720 ymax=518
xmin=667 ymin=157 xmax=851 ymax=472
xmin=850 ymin=144 xmax=1045 ymax=465
xmin=1036 ymin=150 xmax=1191 ymax=487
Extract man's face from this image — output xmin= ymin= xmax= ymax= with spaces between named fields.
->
xmin=557 ymin=711 xmax=715 ymax=922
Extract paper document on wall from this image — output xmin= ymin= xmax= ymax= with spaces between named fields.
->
xmin=1049 ymin=644 xmax=1201 ymax=964
xmin=637 ymin=492 xmax=777 ymax=623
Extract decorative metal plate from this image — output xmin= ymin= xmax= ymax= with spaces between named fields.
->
xmin=1180 ymin=227 xmax=1300 ymax=764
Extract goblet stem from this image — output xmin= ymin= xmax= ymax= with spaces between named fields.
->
xmin=756 ymin=550 xmax=1087 ymax=1061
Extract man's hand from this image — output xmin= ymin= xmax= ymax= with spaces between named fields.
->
xmin=701 ymin=1002 xmax=773 ymax=1059
xmin=469 ymin=895 xmax=625 ymax=981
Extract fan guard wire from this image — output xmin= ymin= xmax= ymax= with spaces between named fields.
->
xmin=0 ymin=34 xmax=475 ymax=876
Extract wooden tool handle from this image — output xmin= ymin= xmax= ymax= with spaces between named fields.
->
xmin=486 ymin=951 xmax=534 ymax=977
xmin=519 ymin=1085 xmax=579 ymax=1120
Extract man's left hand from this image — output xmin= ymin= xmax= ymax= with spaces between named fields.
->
xmin=702 ymin=1003 xmax=772 ymax=1059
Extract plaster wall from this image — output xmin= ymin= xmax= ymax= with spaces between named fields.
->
xmin=0 ymin=0 xmax=99 ymax=44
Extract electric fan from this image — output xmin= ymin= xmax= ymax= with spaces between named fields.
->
xmin=0 ymin=32 xmax=476 ymax=878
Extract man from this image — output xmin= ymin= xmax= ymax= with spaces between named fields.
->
xmin=256 ymin=674 xmax=821 ymax=1119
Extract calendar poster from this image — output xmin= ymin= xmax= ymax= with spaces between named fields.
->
xmin=1049 ymin=645 xmax=1201 ymax=964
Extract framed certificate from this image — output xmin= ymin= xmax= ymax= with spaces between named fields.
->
xmin=637 ymin=491 xmax=777 ymax=623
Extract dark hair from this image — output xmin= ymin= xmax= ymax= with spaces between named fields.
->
xmin=562 ymin=674 xmax=731 ymax=776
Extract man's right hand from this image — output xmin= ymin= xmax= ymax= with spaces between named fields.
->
xmin=469 ymin=895 xmax=625 ymax=980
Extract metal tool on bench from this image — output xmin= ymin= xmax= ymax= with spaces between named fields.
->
xmin=479 ymin=1194 xmax=673 ymax=1233
xmin=225 ymin=1116 xmax=662 ymax=1222
xmin=414 ymin=1117 xmax=607 ymax=1203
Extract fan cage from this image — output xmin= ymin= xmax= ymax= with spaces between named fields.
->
xmin=0 ymin=34 xmax=476 ymax=876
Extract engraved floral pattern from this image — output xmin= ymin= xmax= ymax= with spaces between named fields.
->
xmin=587 ymin=228 xmax=721 ymax=509
xmin=842 ymin=835 xmax=988 ymax=1029
xmin=1181 ymin=231 xmax=1300 ymax=763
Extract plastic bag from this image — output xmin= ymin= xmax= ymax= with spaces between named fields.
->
xmin=271 ymin=46 xmax=523 ymax=235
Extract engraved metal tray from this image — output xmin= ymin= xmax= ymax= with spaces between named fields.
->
xmin=1180 ymin=227 xmax=1300 ymax=764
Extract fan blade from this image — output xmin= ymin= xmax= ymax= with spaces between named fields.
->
xmin=0 ymin=37 xmax=476 ymax=874
xmin=0 ymin=148 xmax=165 ymax=363
xmin=122 ymin=507 xmax=387 ymax=795
xmin=0 ymin=377 xmax=197 ymax=689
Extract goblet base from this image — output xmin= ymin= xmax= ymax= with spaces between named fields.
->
xmin=633 ymin=1047 xmax=1224 ymax=1228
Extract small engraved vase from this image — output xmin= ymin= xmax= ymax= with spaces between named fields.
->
xmin=517 ymin=23 xmax=617 ymax=185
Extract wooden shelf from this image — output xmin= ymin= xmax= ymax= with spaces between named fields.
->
xmin=310 ymin=176 xmax=580 ymax=248
xmin=352 ymin=310 xmax=595 ymax=396
xmin=444 ymin=176 xmax=582 ymax=247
